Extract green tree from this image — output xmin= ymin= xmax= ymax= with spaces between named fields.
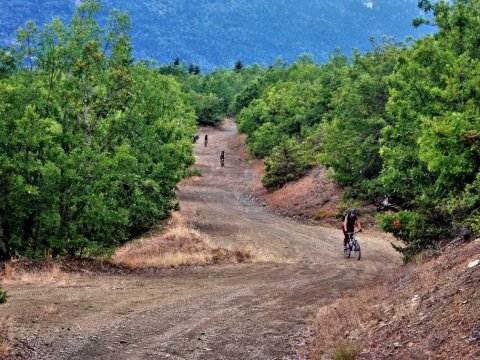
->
xmin=234 ymin=59 xmax=244 ymax=72
xmin=0 ymin=0 xmax=196 ymax=257
xmin=321 ymin=42 xmax=402 ymax=195
xmin=262 ymin=138 xmax=310 ymax=190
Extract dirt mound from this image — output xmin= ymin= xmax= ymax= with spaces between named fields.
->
xmin=303 ymin=239 xmax=480 ymax=359
xmin=254 ymin=165 xmax=343 ymax=226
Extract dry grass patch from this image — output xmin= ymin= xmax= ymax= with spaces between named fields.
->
xmin=114 ymin=212 xmax=258 ymax=270
xmin=314 ymin=209 xmax=337 ymax=221
xmin=2 ymin=261 xmax=69 ymax=285
xmin=0 ymin=319 xmax=13 ymax=358
xmin=308 ymin=286 xmax=384 ymax=360
xmin=305 ymin=239 xmax=480 ymax=360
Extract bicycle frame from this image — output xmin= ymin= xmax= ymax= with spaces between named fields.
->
xmin=344 ymin=232 xmax=361 ymax=260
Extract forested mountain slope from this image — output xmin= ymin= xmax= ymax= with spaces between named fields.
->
xmin=0 ymin=0 xmax=431 ymax=70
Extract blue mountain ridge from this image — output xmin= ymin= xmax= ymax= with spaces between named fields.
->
xmin=0 ymin=0 xmax=433 ymax=71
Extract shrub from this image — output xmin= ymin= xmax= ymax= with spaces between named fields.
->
xmin=262 ymin=138 xmax=311 ymax=190
xmin=184 ymin=168 xmax=202 ymax=178
xmin=0 ymin=288 xmax=7 ymax=304
xmin=378 ymin=210 xmax=445 ymax=262
xmin=465 ymin=211 xmax=480 ymax=237
xmin=333 ymin=342 xmax=357 ymax=360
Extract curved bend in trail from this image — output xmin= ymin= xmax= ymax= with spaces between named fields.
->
xmin=4 ymin=119 xmax=400 ymax=360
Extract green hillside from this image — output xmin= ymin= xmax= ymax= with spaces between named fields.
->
xmin=0 ymin=0 xmax=430 ymax=70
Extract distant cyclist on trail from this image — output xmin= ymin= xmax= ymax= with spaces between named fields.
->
xmin=204 ymin=134 xmax=208 ymax=147
xmin=220 ymin=150 xmax=225 ymax=167
xmin=342 ymin=208 xmax=362 ymax=250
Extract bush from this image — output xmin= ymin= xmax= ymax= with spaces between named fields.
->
xmin=378 ymin=210 xmax=446 ymax=262
xmin=465 ymin=211 xmax=480 ymax=237
xmin=262 ymin=138 xmax=311 ymax=190
xmin=184 ymin=168 xmax=202 ymax=178
xmin=333 ymin=342 xmax=357 ymax=360
xmin=0 ymin=288 xmax=7 ymax=304
xmin=188 ymin=91 xmax=224 ymax=125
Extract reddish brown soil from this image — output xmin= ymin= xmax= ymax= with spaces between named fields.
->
xmin=254 ymin=164 xmax=343 ymax=227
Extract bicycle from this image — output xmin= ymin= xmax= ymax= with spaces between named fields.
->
xmin=344 ymin=231 xmax=361 ymax=260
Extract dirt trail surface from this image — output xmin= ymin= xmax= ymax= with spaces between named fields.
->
xmin=1 ymin=119 xmax=400 ymax=359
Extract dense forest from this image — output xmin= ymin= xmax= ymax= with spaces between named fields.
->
xmin=0 ymin=0 xmax=479 ymax=264
xmin=0 ymin=0 xmax=431 ymax=71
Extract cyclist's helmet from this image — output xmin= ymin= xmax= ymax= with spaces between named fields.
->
xmin=349 ymin=208 xmax=358 ymax=215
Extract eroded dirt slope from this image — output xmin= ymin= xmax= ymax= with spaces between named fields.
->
xmin=1 ymin=119 xmax=400 ymax=359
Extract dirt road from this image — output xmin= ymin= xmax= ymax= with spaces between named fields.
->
xmin=2 ymin=119 xmax=400 ymax=359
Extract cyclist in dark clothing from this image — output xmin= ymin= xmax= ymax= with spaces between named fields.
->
xmin=342 ymin=208 xmax=362 ymax=249
xmin=220 ymin=150 xmax=225 ymax=167
xmin=204 ymin=134 xmax=208 ymax=147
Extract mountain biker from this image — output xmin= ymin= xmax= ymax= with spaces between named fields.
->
xmin=204 ymin=134 xmax=208 ymax=147
xmin=220 ymin=150 xmax=225 ymax=167
xmin=342 ymin=208 xmax=362 ymax=249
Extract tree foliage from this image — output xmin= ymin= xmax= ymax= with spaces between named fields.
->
xmin=231 ymin=0 xmax=480 ymax=258
xmin=0 ymin=0 xmax=196 ymax=257
xmin=262 ymin=138 xmax=311 ymax=190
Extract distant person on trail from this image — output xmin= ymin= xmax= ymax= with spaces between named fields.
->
xmin=204 ymin=134 xmax=208 ymax=147
xmin=220 ymin=150 xmax=225 ymax=167
xmin=342 ymin=208 xmax=362 ymax=250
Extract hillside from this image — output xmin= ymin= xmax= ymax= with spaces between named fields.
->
xmin=303 ymin=238 xmax=480 ymax=359
xmin=0 ymin=0 xmax=431 ymax=71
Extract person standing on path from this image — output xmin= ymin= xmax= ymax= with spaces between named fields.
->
xmin=204 ymin=134 xmax=208 ymax=147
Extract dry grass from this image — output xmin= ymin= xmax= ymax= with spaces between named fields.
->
xmin=2 ymin=262 xmax=69 ymax=285
xmin=309 ymin=286 xmax=384 ymax=360
xmin=306 ymin=239 xmax=480 ymax=360
xmin=314 ymin=209 xmax=337 ymax=221
xmin=114 ymin=212 xmax=259 ymax=270
xmin=0 ymin=319 xmax=13 ymax=358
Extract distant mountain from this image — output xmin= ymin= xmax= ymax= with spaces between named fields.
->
xmin=0 ymin=0 xmax=432 ymax=71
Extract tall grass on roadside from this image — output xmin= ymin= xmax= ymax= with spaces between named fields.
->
xmin=2 ymin=262 xmax=67 ymax=285
xmin=114 ymin=212 xmax=257 ymax=269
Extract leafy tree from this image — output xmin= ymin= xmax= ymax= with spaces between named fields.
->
xmin=234 ymin=59 xmax=244 ymax=72
xmin=320 ymin=42 xmax=402 ymax=194
xmin=188 ymin=64 xmax=201 ymax=74
xmin=378 ymin=0 xmax=480 ymax=257
xmin=0 ymin=0 xmax=196 ymax=257
xmin=262 ymin=137 xmax=311 ymax=190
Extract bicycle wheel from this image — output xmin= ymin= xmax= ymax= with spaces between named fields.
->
xmin=344 ymin=244 xmax=351 ymax=258
xmin=354 ymin=241 xmax=361 ymax=260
